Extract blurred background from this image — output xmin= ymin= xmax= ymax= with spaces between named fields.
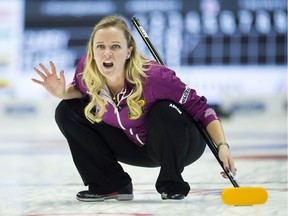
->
xmin=0 ymin=0 xmax=287 ymax=117
xmin=0 ymin=0 xmax=287 ymax=123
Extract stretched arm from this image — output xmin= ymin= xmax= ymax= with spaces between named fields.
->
xmin=32 ymin=61 xmax=82 ymax=99
xmin=206 ymin=120 xmax=237 ymax=177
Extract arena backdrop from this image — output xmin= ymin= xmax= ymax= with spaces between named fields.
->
xmin=0 ymin=0 xmax=286 ymax=104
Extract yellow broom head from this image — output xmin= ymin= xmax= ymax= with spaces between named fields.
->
xmin=221 ymin=187 xmax=268 ymax=206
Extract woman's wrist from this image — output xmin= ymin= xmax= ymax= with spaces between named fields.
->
xmin=217 ymin=142 xmax=230 ymax=150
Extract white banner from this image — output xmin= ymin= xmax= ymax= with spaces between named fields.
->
xmin=173 ymin=66 xmax=287 ymax=104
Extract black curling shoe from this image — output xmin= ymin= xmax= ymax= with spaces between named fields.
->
xmin=161 ymin=192 xmax=185 ymax=200
xmin=76 ymin=183 xmax=133 ymax=202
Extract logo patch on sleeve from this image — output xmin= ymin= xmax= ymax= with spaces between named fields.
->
xmin=179 ymin=86 xmax=191 ymax=104
xmin=204 ymin=108 xmax=217 ymax=118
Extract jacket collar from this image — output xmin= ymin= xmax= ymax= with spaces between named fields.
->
xmin=99 ymin=80 xmax=134 ymax=106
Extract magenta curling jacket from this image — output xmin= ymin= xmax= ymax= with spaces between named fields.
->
xmin=72 ymin=56 xmax=219 ymax=147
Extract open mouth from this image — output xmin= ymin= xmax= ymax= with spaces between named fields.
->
xmin=103 ymin=62 xmax=113 ymax=68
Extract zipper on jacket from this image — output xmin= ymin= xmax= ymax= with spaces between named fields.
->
xmin=114 ymin=106 xmax=126 ymax=130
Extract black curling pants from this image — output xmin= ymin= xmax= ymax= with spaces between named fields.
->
xmin=55 ymin=99 xmax=206 ymax=196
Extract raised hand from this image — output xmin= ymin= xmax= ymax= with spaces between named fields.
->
xmin=32 ymin=61 xmax=66 ymax=98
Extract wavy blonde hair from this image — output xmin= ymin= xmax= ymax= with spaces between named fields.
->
xmin=82 ymin=16 xmax=151 ymax=123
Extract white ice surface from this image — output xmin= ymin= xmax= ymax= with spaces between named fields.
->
xmin=0 ymin=106 xmax=287 ymax=216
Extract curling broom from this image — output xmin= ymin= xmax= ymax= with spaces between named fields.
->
xmin=131 ymin=17 xmax=268 ymax=206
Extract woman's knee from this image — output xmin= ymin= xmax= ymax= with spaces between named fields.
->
xmin=148 ymin=100 xmax=187 ymax=126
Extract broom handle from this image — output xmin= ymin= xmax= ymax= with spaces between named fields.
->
xmin=131 ymin=17 xmax=165 ymax=65
xmin=195 ymin=123 xmax=239 ymax=187
xmin=131 ymin=17 xmax=239 ymax=188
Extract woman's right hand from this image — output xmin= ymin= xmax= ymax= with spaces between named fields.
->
xmin=32 ymin=61 xmax=66 ymax=98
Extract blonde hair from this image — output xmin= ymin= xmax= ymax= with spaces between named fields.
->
xmin=82 ymin=16 xmax=150 ymax=123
